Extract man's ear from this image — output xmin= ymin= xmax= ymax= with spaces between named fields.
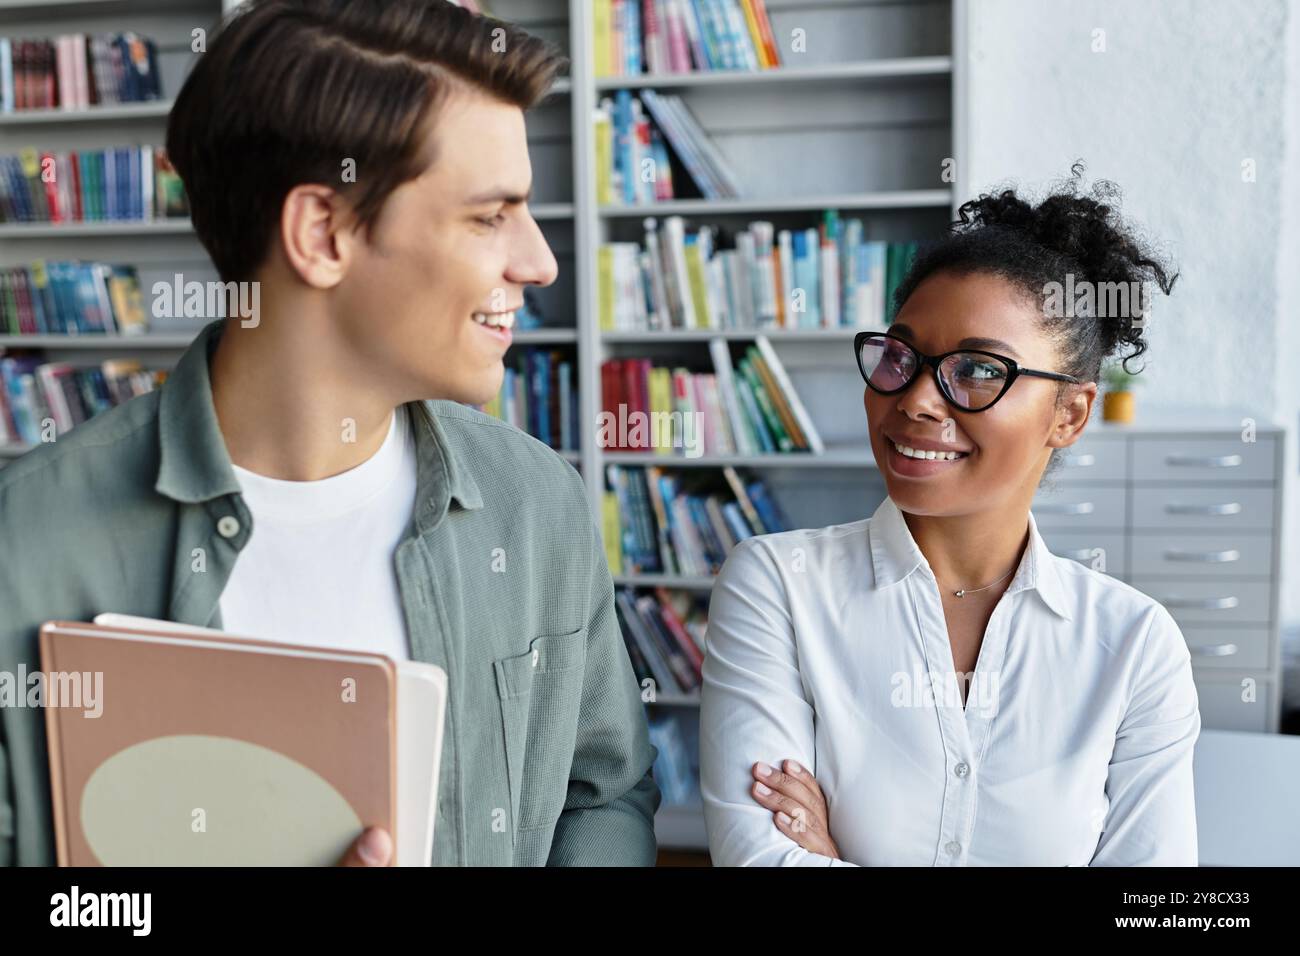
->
xmin=278 ymin=184 xmax=355 ymax=289
xmin=1046 ymin=381 xmax=1098 ymax=450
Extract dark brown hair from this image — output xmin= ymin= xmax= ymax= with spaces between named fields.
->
xmin=166 ymin=0 xmax=565 ymax=282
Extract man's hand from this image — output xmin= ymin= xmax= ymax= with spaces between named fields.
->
xmin=750 ymin=760 xmax=841 ymax=860
xmin=336 ymin=826 xmax=393 ymax=867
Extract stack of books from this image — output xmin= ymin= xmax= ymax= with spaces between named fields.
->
xmin=0 ymin=261 xmax=147 ymax=336
xmin=603 ymin=464 xmax=787 ymax=576
xmin=0 ymin=146 xmax=188 ymax=224
xmin=615 ymin=586 xmax=707 ymax=696
xmin=0 ymin=33 xmax=163 ymax=112
xmin=0 ymin=355 xmax=165 ymax=447
xmin=600 ymin=212 xmax=920 ymax=331
xmin=594 ymin=0 xmax=781 ymax=76
xmin=595 ymin=89 xmax=743 ymax=204
xmin=600 ymin=336 xmax=824 ymax=456
xmin=477 ymin=347 xmax=578 ymax=454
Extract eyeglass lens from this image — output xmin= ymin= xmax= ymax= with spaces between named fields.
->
xmin=859 ymin=335 xmax=1010 ymax=411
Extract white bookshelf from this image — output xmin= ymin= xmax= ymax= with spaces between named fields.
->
xmin=0 ymin=0 xmax=971 ymax=857
xmin=568 ymin=0 xmax=967 ymax=853
xmin=0 ymin=0 xmax=230 ymax=452
xmin=0 ymin=219 xmax=194 ymax=236
xmin=0 ymin=98 xmax=174 ymax=123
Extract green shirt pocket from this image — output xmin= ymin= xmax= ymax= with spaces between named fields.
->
xmin=493 ymin=626 xmax=587 ymax=837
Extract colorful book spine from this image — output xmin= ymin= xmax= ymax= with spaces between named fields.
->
xmin=605 ymin=466 xmax=787 ymax=579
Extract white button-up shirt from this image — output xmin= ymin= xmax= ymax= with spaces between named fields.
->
xmin=701 ymin=495 xmax=1201 ymax=866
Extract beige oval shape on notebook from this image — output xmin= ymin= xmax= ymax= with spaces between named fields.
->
xmin=81 ymin=734 xmax=362 ymax=866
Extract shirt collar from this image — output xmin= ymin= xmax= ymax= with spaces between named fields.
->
xmin=156 ymin=320 xmax=483 ymax=523
xmin=868 ymin=495 xmax=1074 ymax=621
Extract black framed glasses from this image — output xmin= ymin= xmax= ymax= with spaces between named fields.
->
xmin=854 ymin=330 xmax=1083 ymax=413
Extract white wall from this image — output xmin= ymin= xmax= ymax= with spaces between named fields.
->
xmin=963 ymin=0 xmax=1299 ymax=625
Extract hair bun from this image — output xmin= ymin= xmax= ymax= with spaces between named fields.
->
xmin=951 ymin=162 xmax=1178 ymax=372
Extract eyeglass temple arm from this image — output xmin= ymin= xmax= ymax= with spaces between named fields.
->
xmin=1019 ymin=368 xmax=1085 ymax=384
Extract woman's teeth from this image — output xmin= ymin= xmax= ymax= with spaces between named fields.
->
xmin=472 ymin=310 xmax=515 ymax=329
xmin=893 ymin=441 xmax=966 ymax=461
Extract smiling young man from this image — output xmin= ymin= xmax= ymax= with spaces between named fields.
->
xmin=0 ymin=0 xmax=659 ymax=866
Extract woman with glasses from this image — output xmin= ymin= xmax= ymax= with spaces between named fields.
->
xmin=700 ymin=168 xmax=1197 ymax=866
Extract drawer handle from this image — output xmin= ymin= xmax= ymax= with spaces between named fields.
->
xmin=1058 ymin=548 xmax=1099 ymax=561
xmin=1162 ymin=548 xmax=1240 ymax=563
xmin=1191 ymin=643 xmax=1239 ymax=658
xmin=1165 ymin=502 xmax=1242 ymax=516
xmin=1160 ymin=596 xmax=1240 ymax=610
xmin=1164 ymin=454 xmax=1243 ymax=468
xmin=1035 ymin=502 xmax=1095 ymax=515
xmin=1063 ymin=453 xmax=1096 ymax=467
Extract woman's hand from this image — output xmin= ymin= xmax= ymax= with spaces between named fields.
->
xmin=750 ymin=759 xmax=841 ymax=860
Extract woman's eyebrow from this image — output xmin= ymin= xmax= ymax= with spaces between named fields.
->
xmin=893 ymin=324 xmax=1023 ymax=360
xmin=958 ymin=336 xmax=1021 ymax=359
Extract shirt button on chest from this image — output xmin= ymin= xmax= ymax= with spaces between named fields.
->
xmin=945 ymin=841 xmax=962 ymax=857
xmin=954 ymin=762 xmax=970 ymax=779
xmin=216 ymin=515 xmax=240 ymax=539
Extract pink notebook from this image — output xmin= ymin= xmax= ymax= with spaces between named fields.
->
xmin=41 ymin=615 xmax=445 ymax=866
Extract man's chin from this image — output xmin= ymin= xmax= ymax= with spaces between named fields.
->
xmin=421 ymin=372 xmax=503 ymax=409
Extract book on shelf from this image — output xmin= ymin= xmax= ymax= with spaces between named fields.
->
xmin=615 ymin=585 xmax=708 ymax=696
xmin=647 ymin=709 xmax=700 ymax=807
xmin=599 ymin=336 xmax=823 ymax=456
xmin=0 ymin=32 xmax=162 ymax=113
xmin=599 ymin=212 xmax=919 ymax=331
xmin=595 ymin=89 xmax=742 ymax=204
xmin=595 ymin=0 xmax=782 ymax=77
xmin=0 ymin=260 xmax=147 ymax=336
xmin=509 ymin=288 xmax=548 ymax=331
xmin=476 ymin=346 xmax=578 ymax=454
xmin=0 ymin=145 xmax=187 ymax=224
xmin=0 ymin=354 xmax=164 ymax=447
xmin=604 ymin=464 xmax=787 ymax=576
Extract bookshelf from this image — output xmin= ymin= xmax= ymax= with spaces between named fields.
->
xmin=0 ymin=0 xmax=970 ymax=857
xmin=0 ymin=0 xmax=231 ymax=458
xmin=573 ymin=0 xmax=967 ymax=854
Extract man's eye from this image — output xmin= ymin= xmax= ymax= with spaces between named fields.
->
xmin=477 ymin=213 xmax=505 ymax=228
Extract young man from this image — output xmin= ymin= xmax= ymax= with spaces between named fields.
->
xmin=0 ymin=0 xmax=659 ymax=866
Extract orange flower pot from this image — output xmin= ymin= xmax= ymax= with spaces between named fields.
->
xmin=1102 ymin=390 xmax=1135 ymax=423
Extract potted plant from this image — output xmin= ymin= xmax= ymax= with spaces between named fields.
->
xmin=1100 ymin=362 xmax=1141 ymax=423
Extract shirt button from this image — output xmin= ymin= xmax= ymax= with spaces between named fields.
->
xmin=954 ymin=762 xmax=970 ymax=778
xmin=216 ymin=515 xmax=240 ymax=538
xmin=531 ymin=648 xmax=540 ymax=667
xmin=945 ymin=841 xmax=962 ymax=856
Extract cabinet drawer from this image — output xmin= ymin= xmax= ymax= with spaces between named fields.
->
xmin=1131 ymin=486 xmax=1274 ymax=531
xmin=1133 ymin=437 xmax=1276 ymax=482
xmin=1032 ymin=484 xmax=1126 ymax=530
xmin=1193 ymin=676 xmax=1273 ymax=732
xmin=1039 ymin=530 xmax=1126 ymax=577
xmin=1056 ymin=438 xmax=1127 ymax=480
xmin=1130 ymin=533 xmax=1272 ymax=577
xmin=1129 ymin=578 xmax=1273 ymax=625
xmin=1181 ymin=627 xmax=1271 ymax=670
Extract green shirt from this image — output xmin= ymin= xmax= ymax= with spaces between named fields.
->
xmin=0 ymin=319 xmax=659 ymax=866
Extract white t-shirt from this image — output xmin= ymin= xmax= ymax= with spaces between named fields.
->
xmin=219 ymin=406 xmax=418 ymax=662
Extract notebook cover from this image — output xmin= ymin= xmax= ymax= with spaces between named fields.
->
xmin=40 ymin=620 xmax=396 ymax=866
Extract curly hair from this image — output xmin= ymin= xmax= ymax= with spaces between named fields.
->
xmin=892 ymin=162 xmax=1178 ymax=381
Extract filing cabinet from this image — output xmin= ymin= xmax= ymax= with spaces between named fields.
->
xmin=1032 ymin=412 xmax=1285 ymax=732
